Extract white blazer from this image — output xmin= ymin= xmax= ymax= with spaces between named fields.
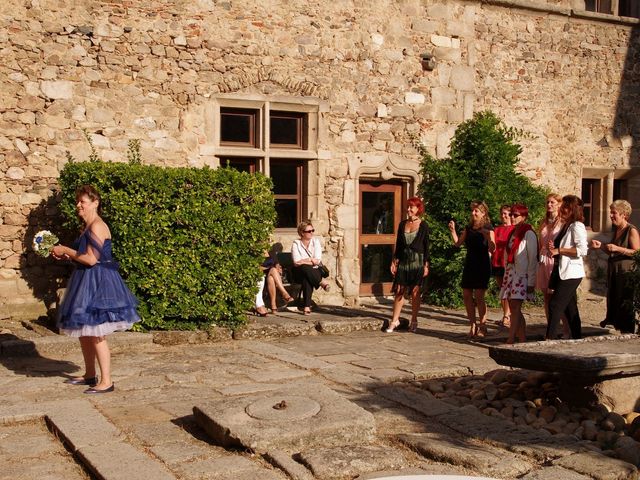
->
xmin=503 ymin=229 xmax=538 ymax=288
xmin=557 ymin=222 xmax=588 ymax=280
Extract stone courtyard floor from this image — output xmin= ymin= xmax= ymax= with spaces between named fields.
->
xmin=1 ymin=293 xmax=638 ymax=480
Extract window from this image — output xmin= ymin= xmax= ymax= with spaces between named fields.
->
xmin=585 ymin=0 xmax=613 ymax=14
xmin=613 ymin=179 xmax=628 ymax=201
xmin=220 ymin=108 xmax=258 ymax=147
xmin=213 ymin=100 xmax=318 ymax=229
xmin=584 ymin=0 xmax=640 ymax=17
xmin=582 ymin=178 xmax=598 ymax=229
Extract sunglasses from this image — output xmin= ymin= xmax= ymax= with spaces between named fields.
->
xmin=303 ymin=229 xmax=315 ymax=233
xmin=509 ymin=213 xmax=521 ymax=218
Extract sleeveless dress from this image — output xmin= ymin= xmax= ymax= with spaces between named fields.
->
xmin=536 ymin=220 xmax=562 ymax=293
xmin=58 ymin=229 xmax=141 ymax=337
xmin=461 ymin=227 xmax=492 ymax=289
xmin=605 ymin=224 xmax=638 ymax=333
xmin=392 ymin=229 xmax=425 ymax=292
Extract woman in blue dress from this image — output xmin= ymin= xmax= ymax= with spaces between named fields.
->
xmin=52 ymin=185 xmax=140 ymax=394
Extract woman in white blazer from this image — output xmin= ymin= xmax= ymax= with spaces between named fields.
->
xmin=546 ymin=195 xmax=589 ymax=339
xmin=500 ymin=204 xmax=538 ymax=344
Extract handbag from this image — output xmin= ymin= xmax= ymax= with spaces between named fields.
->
xmin=301 ymin=241 xmax=329 ymax=278
xmin=318 ymin=263 xmax=330 ymax=278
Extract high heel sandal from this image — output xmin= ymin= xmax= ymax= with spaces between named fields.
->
xmin=468 ymin=322 xmax=477 ymax=337
xmin=252 ymin=307 xmax=268 ymax=317
xmin=303 ymin=307 xmax=312 ymax=315
xmin=386 ymin=319 xmax=400 ymax=333
xmin=409 ymin=321 xmax=418 ymax=333
xmin=320 ymin=282 xmax=330 ymax=292
xmin=476 ymin=323 xmax=488 ymax=338
xmin=500 ymin=315 xmax=511 ymax=328
xmin=283 ymin=295 xmax=294 ymax=304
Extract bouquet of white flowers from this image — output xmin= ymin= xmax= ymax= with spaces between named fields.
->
xmin=33 ymin=230 xmax=59 ymax=258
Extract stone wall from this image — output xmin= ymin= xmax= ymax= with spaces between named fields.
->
xmin=1 ymin=0 xmax=639 ymax=316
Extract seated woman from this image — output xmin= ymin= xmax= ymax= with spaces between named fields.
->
xmin=591 ymin=200 xmax=639 ymax=334
xmin=291 ymin=220 xmax=329 ymax=315
xmin=262 ymin=253 xmax=294 ymax=313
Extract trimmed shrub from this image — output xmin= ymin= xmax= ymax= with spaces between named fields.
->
xmin=58 ymin=161 xmax=276 ymax=330
xmin=417 ymin=111 xmax=548 ymax=307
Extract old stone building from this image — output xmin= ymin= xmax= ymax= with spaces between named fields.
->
xmin=1 ymin=0 xmax=639 ymax=318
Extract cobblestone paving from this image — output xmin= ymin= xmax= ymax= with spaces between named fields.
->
xmin=2 ymin=298 xmax=637 ymax=480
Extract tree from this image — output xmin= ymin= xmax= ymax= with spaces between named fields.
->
xmin=417 ymin=111 xmax=548 ymax=306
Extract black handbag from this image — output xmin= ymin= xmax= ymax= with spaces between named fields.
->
xmin=318 ymin=263 xmax=329 ymax=278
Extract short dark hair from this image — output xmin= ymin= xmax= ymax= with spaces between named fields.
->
xmin=75 ymin=185 xmax=102 ymax=214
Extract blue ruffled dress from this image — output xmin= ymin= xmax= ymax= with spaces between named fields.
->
xmin=58 ymin=230 xmax=140 ymax=337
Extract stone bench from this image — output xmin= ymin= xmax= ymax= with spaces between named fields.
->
xmin=488 ymin=334 xmax=640 ymax=414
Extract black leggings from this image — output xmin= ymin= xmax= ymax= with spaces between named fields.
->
xmin=547 ymin=277 xmax=582 ymax=339
xmin=293 ymin=265 xmax=322 ymax=308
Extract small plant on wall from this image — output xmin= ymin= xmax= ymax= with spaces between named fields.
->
xmin=417 ymin=111 xmax=548 ymax=307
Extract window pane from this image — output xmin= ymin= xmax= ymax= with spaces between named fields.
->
xmin=362 ymin=191 xmax=395 ymax=234
xmin=585 ymin=0 xmax=596 ymax=10
xmin=220 ymin=108 xmax=257 ymax=145
xmin=271 ymin=162 xmax=298 ymax=195
xmin=275 ymin=199 xmax=297 ymax=229
xmin=361 ymin=245 xmax=394 ymax=284
xmin=220 ymin=157 xmax=257 ymax=173
xmin=270 ymin=111 xmax=305 ymax=148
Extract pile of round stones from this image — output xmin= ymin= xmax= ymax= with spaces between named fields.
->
xmin=416 ymin=369 xmax=640 ymax=467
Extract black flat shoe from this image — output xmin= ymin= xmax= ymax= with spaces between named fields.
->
xmin=65 ymin=377 xmax=98 ymax=386
xmin=84 ymin=384 xmax=114 ymax=394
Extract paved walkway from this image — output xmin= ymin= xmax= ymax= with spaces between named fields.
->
xmin=1 ymin=296 xmax=637 ymax=480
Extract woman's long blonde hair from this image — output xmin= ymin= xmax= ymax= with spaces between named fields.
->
xmin=469 ymin=201 xmax=491 ymax=228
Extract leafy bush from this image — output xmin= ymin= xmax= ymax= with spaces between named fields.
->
xmin=417 ymin=111 xmax=548 ymax=306
xmin=58 ymin=160 xmax=275 ymax=330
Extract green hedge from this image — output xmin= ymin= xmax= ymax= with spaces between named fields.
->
xmin=58 ymin=161 xmax=276 ymax=330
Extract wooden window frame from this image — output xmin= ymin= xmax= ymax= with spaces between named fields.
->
xmin=582 ymin=178 xmax=598 ymax=229
xmin=220 ymin=108 xmax=259 ymax=147
xmin=270 ymin=111 xmax=307 ymax=150
xmin=271 ymin=158 xmax=304 ymax=229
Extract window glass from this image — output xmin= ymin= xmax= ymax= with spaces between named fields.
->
xmin=220 ymin=157 xmax=257 ymax=173
xmin=270 ymin=111 xmax=305 ymax=148
xmin=271 ymin=162 xmax=299 ymax=195
xmin=220 ymin=108 xmax=258 ymax=146
xmin=582 ymin=178 xmax=597 ymax=228
xmin=274 ymin=199 xmax=298 ymax=229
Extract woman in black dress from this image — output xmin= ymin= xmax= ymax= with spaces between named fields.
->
xmin=448 ymin=201 xmax=495 ymax=337
xmin=386 ymin=197 xmax=430 ymax=333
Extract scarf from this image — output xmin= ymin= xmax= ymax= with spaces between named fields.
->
xmin=506 ymin=223 xmax=535 ymax=264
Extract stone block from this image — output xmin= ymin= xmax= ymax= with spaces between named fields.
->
xmin=194 ymin=383 xmax=376 ymax=453
xmin=77 ymin=441 xmax=176 ymax=480
xmin=412 ymin=19 xmax=439 ymax=34
xmin=450 ymin=65 xmax=475 ymax=91
xmin=174 ymin=455 xmax=285 ymax=480
xmin=553 ymin=451 xmax=638 ymax=480
xmin=398 ymin=432 xmax=532 ymax=478
xmin=264 ymin=450 xmax=315 ymax=480
xmin=40 ymin=80 xmax=73 ymax=99
xmin=520 ymin=466 xmax=592 ymax=479
xmin=295 ymin=445 xmax=405 ymax=480
xmin=431 ymin=87 xmax=457 ymax=106
xmin=405 ymin=92 xmax=426 ymax=104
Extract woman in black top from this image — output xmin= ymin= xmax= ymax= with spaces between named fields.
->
xmin=387 ymin=197 xmax=430 ymax=333
xmin=448 ymin=201 xmax=495 ymax=337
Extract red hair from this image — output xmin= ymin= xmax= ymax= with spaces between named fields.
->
xmin=510 ymin=203 xmax=529 ymax=219
xmin=407 ymin=197 xmax=424 ymax=215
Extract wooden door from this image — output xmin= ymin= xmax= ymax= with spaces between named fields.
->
xmin=359 ymin=182 xmax=404 ymax=295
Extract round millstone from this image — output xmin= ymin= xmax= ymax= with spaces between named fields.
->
xmin=245 ymin=395 xmax=321 ymax=421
